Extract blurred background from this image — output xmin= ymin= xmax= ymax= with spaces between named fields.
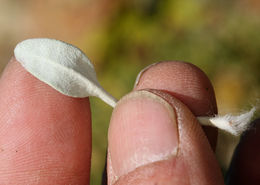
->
xmin=0 ymin=0 xmax=259 ymax=184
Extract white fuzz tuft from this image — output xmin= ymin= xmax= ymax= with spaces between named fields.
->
xmin=198 ymin=107 xmax=256 ymax=135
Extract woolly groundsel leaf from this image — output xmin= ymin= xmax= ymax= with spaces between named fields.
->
xmin=14 ymin=38 xmax=117 ymax=107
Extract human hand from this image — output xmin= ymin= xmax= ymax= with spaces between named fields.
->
xmin=0 ymin=59 xmax=258 ymax=184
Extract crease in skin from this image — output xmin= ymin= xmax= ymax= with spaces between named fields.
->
xmin=144 ymin=89 xmax=183 ymax=144
xmin=147 ymin=90 xmax=222 ymax=185
xmin=125 ymin=146 xmax=178 ymax=173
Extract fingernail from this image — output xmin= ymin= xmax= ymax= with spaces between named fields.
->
xmin=108 ymin=90 xmax=179 ymax=179
xmin=134 ymin=62 xmax=160 ymax=87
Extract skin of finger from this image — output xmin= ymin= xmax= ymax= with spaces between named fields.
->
xmin=0 ymin=59 xmax=92 ymax=184
xmin=107 ymin=61 xmax=220 ymax=184
xmin=226 ymin=118 xmax=260 ymax=185
xmin=109 ymin=90 xmax=224 ymax=185
xmin=134 ymin=61 xmax=218 ymax=150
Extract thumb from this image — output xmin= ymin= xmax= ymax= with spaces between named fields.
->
xmin=107 ymin=90 xmax=224 ymax=185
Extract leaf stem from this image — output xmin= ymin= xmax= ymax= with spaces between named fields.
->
xmin=96 ymin=86 xmax=118 ymax=108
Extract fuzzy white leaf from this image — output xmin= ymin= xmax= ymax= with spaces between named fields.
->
xmin=14 ymin=38 xmax=117 ymax=107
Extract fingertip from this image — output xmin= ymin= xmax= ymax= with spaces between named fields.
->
xmin=108 ymin=90 xmax=179 ymax=180
xmin=108 ymin=90 xmax=224 ymax=185
xmin=134 ymin=61 xmax=217 ymax=115
xmin=0 ymin=58 xmax=92 ymax=184
xmin=134 ymin=61 xmax=218 ymax=149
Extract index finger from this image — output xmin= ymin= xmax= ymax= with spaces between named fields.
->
xmin=0 ymin=58 xmax=92 ymax=184
xmin=134 ymin=61 xmax=218 ymax=149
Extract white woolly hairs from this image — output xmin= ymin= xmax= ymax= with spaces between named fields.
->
xmin=14 ymin=38 xmax=256 ymax=135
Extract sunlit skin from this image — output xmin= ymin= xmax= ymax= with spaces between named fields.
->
xmin=0 ymin=59 xmax=258 ymax=184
